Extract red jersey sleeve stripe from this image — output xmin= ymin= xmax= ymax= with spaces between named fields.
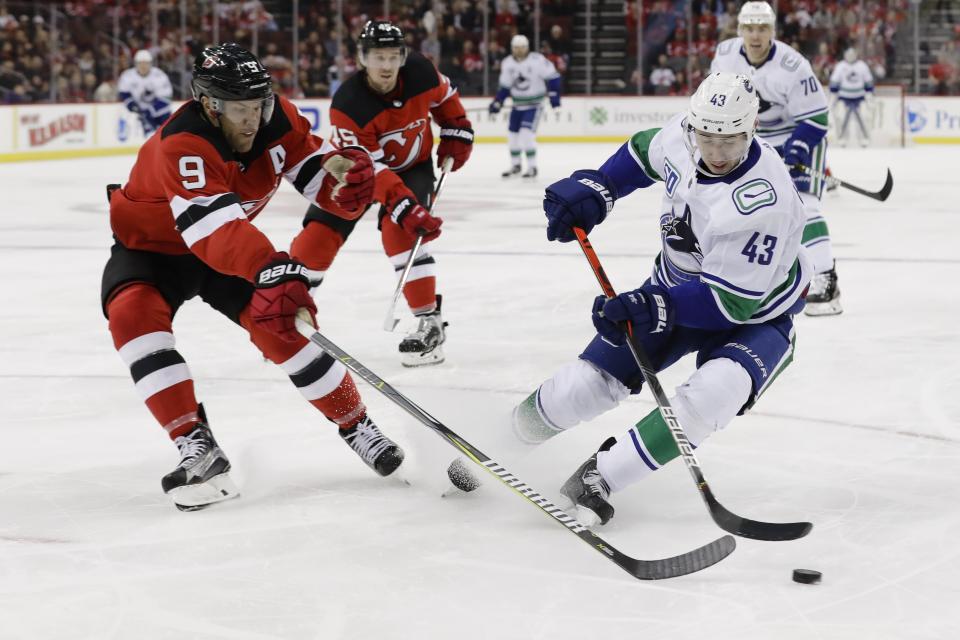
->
xmin=285 ymin=149 xmax=328 ymax=201
xmin=171 ymin=192 xmax=247 ymax=247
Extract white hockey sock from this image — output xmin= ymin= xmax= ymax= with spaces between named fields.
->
xmin=519 ymin=128 xmax=536 ymax=168
xmin=799 ymin=192 xmax=834 ymax=273
xmin=598 ymin=358 xmax=752 ymax=493
xmin=507 ymin=132 xmax=521 ymax=167
xmin=536 ymin=359 xmax=629 ymax=430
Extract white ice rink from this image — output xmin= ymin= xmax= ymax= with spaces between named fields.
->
xmin=2 ymin=141 xmax=959 ymax=639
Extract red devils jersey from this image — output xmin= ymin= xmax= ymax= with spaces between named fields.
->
xmin=327 ymin=51 xmax=466 ymax=208
xmin=110 ymin=95 xmax=339 ymax=281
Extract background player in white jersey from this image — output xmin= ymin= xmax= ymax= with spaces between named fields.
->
xmin=829 ymin=48 xmax=875 ymax=148
xmin=488 ymin=34 xmax=561 ymax=179
xmin=117 ymin=50 xmax=173 ymax=135
xmin=511 ymin=72 xmax=812 ymax=526
xmin=710 ymin=1 xmax=840 ymax=316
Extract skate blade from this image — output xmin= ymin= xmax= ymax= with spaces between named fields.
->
xmin=400 ymin=347 xmax=445 ymax=368
xmin=168 ymin=473 xmax=240 ymax=512
xmin=573 ymin=504 xmax=603 ymax=528
xmin=803 ymin=299 xmax=843 ymax=316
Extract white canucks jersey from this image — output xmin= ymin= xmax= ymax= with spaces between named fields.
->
xmin=829 ymin=60 xmax=874 ymax=101
xmin=710 ymin=38 xmax=828 ymax=146
xmin=625 ymin=114 xmax=813 ymax=324
xmin=498 ymin=53 xmax=559 ymax=109
xmin=117 ymin=67 xmax=173 ymax=108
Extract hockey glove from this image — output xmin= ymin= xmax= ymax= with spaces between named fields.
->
xmin=543 ymin=170 xmax=617 ymax=242
xmin=249 ymin=252 xmax=317 ymax=343
xmin=391 ymin=196 xmax=443 ymax=241
xmin=437 ymin=116 xmax=474 ymax=171
xmin=321 ymin=146 xmax=375 ymax=219
xmin=591 ymin=284 xmax=673 ymax=347
xmin=488 ymin=100 xmax=502 ymax=114
xmin=549 ymin=93 xmax=561 ymax=109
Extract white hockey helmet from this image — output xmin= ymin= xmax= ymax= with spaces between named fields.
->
xmin=737 ymin=1 xmax=776 ymax=33
xmin=134 ymin=49 xmax=153 ymax=64
xmin=686 ymin=72 xmax=760 ymax=174
xmin=688 ymin=72 xmax=760 ymax=137
xmin=844 ymin=47 xmax=857 ymax=63
xmin=511 ymin=34 xmax=530 ymax=50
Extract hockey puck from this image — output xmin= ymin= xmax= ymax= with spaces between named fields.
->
xmin=792 ymin=569 xmax=822 ymax=584
xmin=445 ymin=457 xmax=481 ymax=493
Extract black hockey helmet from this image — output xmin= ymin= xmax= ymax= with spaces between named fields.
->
xmin=358 ymin=20 xmax=407 ymax=65
xmin=192 ymin=42 xmax=274 ymax=122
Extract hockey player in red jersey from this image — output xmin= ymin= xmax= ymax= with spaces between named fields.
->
xmin=291 ymin=20 xmax=474 ymax=367
xmin=101 ymin=43 xmax=405 ymax=511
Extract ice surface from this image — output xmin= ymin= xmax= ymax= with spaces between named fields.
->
xmin=1 ymin=142 xmax=958 ymax=639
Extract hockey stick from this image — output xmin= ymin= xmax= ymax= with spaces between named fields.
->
xmin=573 ymin=228 xmax=812 ymax=542
xmin=294 ymin=312 xmax=735 ymax=580
xmin=795 ymin=164 xmax=893 ymax=202
xmin=383 ymin=156 xmax=455 ymax=332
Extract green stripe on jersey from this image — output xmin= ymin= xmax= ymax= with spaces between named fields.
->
xmin=710 ymin=258 xmax=801 ymax=322
xmin=628 ymin=129 xmax=664 ymax=181
xmin=802 ymin=218 xmax=830 ymax=244
xmin=513 ymin=94 xmax=545 ymax=105
xmin=804 ymin=112 xmax=830 ymax=128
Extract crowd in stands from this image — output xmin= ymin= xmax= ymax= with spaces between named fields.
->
xmin=0 ymin=0 xmax=957 ymax=105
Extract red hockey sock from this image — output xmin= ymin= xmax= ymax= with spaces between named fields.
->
xmin=107 ymin=284 xmax=200 ymax=440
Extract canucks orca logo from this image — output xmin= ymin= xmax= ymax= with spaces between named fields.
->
xmin=661 ymin=205 xmax=703 ymax=261
xmin=513 ymin=72 xmax=531 ymax=91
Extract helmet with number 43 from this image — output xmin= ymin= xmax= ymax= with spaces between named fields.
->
xmin=684 ymin=72 xmax=760 ymax=177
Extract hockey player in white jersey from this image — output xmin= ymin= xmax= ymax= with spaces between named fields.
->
xmin=117 ymin=50 xmax=173 ymax=135
xmin=511 ymin=72 xmax=813 ymax=526
xmin=829 ymin=48 xmax=875 ymax=148
xmin=710 ymin=1 xmax=840 ymax=316
xmin=489 ymin=35 xmax=561 ymax=179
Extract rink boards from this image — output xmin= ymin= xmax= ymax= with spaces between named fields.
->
xmin=1 ymin=92 xmax=957 ymax=163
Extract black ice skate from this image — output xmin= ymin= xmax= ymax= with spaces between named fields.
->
xmin=502 ymin=165 xmax=521 ymax=178
xmin=339 ymin=415 xmax=405 ymax=477
xmin=560 ymin=437 xmax=616 ymax=527
xmin=161 ymin=406 xmax=239 ymax=512
xmin=399 ymin=295 xmax=447 ymax=367
xmin=522 ymin=167 xmax=538 ymax=179
xmin=804 ymin=261 xmax=842 ymax=316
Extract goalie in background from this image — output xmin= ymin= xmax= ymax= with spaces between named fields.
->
xmin=829 ymin=48 xmax=875 ymax=148
xmin=117 ymin=50 xmax=173 ymax=135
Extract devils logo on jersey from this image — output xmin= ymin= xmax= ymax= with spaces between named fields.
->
xmin=378 ymin=118 xmax=427 ymax=171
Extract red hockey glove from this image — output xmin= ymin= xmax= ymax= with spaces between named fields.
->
xmin=437 ymin=116 xmax=474 ymax=172
xmin=321 ymin=146 xmax=375 ymax=219
xmin=390 ymin=196 xmax=443 ymax=242
xmin=249 ymin=252 xmax=317 ymax=342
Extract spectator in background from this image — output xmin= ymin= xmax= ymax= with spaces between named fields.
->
xmin=94 ymin=77 xmax=118 ymax=102
xmin=546 ymin=24 xmax=571 ymax=60
xmin=421 ymin=31 xmax=441 ymax=63
xmin=650 ymin=53 xmax=676 ymax=94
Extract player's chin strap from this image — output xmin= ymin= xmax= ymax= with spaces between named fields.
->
xmin=382 ymin=156 xmax=455 ymax=332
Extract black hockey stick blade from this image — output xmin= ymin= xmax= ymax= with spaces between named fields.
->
xmin=704 ymin=486 xmax=812 ymax=541
xmin=839 ymin=167 xmax=893 ymax=202
xmin=294 ymin=314 xmax=737 ymax=580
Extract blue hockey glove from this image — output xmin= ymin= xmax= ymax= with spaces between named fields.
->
xmin=488 ymin=100 xmax=502 ymax=114
xmin=591 ymin=284 xmax=673 ymax=347
xmin=549 ymin=93 xmax=561 ymax=109
xmin=783 ymin=137 xmax=811 ymax=170
xmin=543 ymin=169 xmax=617 ymax=242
